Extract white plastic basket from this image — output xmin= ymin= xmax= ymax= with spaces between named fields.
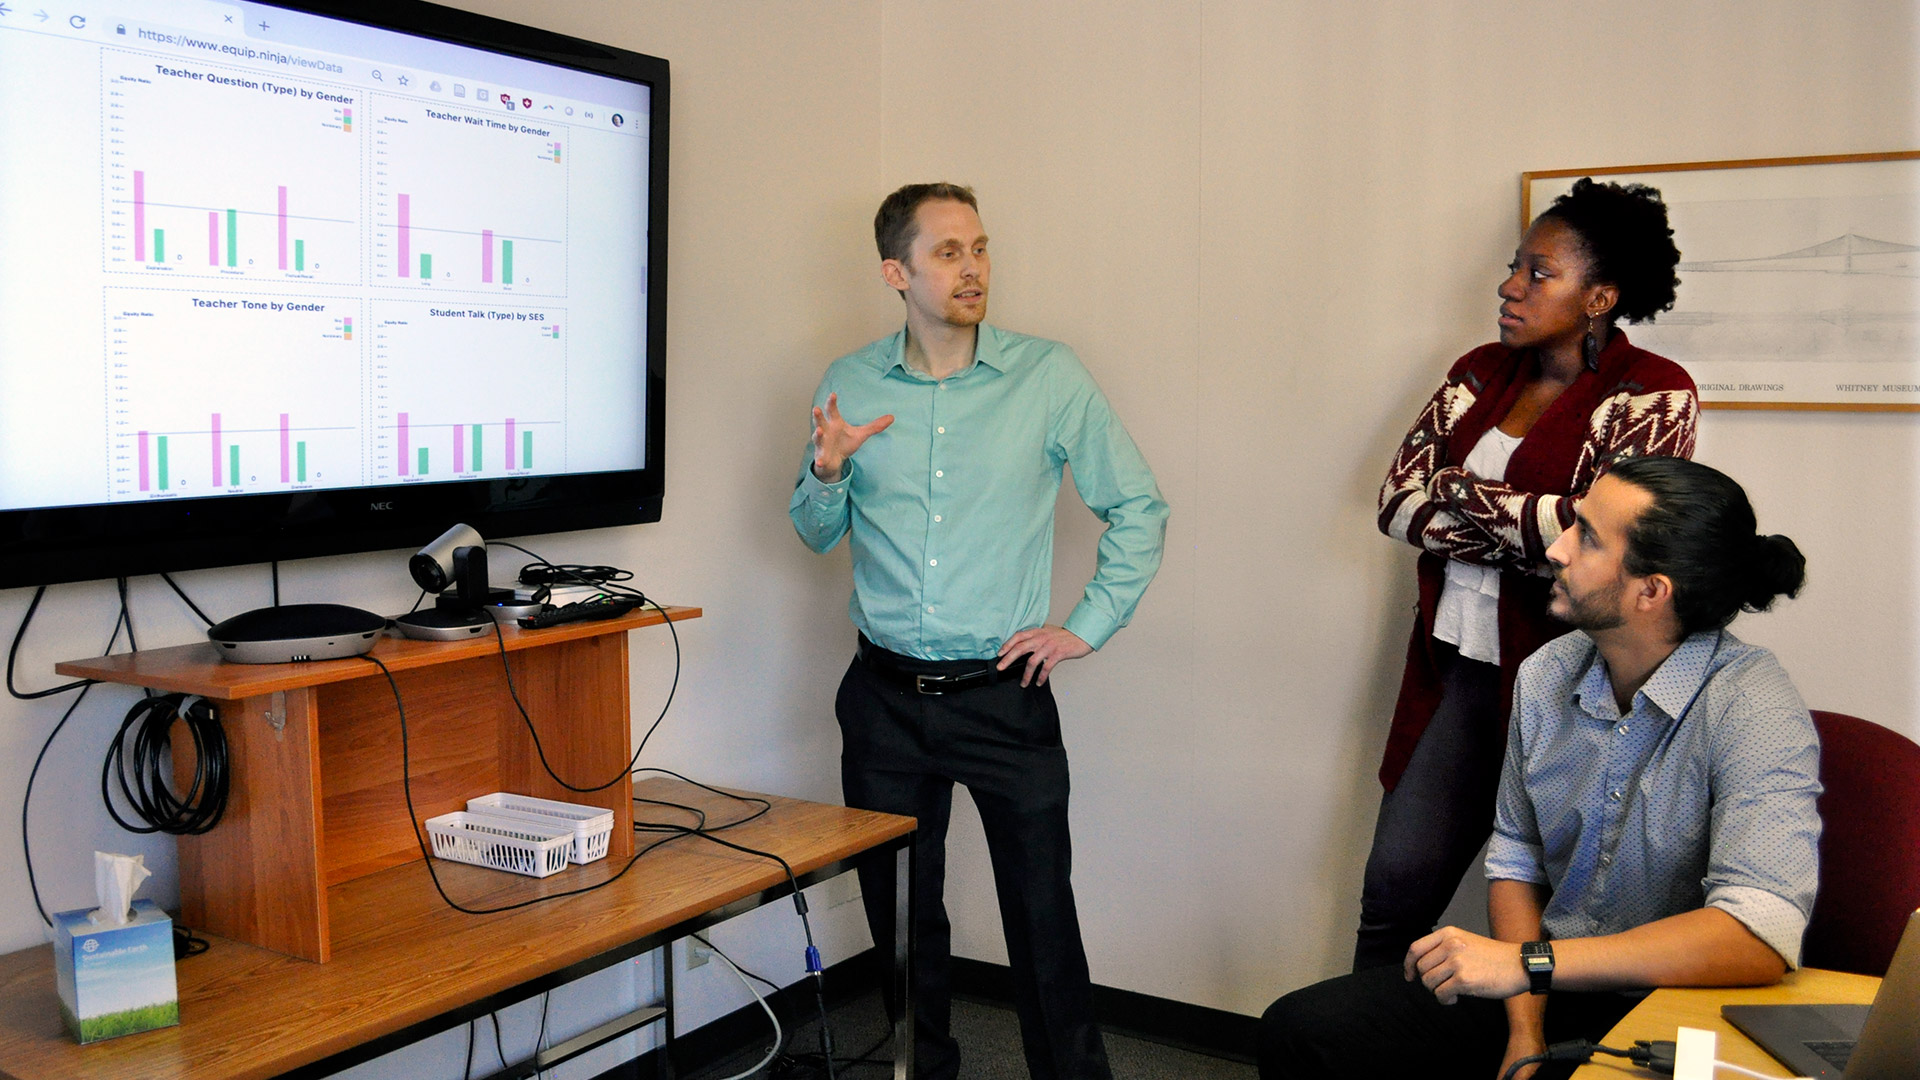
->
xmin=466 ymin=792 xmax=614 ymax=865
xmin=425 ymin=811 xmax=574 ymax=878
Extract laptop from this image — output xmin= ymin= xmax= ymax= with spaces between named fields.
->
xmin=1723 ymin=909 xmax=1920 ymax=1079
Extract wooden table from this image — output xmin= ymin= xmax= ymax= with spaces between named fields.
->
xmin=1569 ymin=967 xmax=1882 ymax=1078
xmin=0 ymin=777 xmax=916 ymax=1080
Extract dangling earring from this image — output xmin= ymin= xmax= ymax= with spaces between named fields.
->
xmin=1582 ymin=313 xmax=1602 ymax=371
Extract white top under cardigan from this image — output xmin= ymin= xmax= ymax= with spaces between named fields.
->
xmin=1432 ymin=426 xmax=1524 ymax=665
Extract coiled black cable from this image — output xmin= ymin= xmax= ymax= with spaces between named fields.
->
xmin=102 ymin=693 xmax=230 ymax=836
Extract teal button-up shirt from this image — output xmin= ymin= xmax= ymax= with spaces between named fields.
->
xmin=790 ymin=325 xmax=1169 ymax=661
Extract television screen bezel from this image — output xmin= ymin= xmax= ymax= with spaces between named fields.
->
xmin=0 ymin=0 xmax=668 ymax=589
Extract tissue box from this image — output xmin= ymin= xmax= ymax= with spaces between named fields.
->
xmin=52 ymin=899 xmax=179 ymax=1044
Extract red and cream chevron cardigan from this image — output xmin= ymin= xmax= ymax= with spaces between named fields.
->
xmin=1374 ymin=330 xmax=1698 ymax=789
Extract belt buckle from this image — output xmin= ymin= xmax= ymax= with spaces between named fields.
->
xmin=913 ymin=673 xmax=948 ymax=696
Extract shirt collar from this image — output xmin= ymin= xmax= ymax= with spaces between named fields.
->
xmin=1572 ymin=629 xmax=1723 ymax=723
xmin=880 ymin=325 xmax=1005 ymax=381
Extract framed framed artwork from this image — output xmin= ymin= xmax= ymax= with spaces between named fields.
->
xmin=1524 ymin=151 xmax=1920 ymax=411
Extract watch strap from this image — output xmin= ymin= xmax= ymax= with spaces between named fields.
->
xmin=1521 ymin=939 xmax=1554 ymax=995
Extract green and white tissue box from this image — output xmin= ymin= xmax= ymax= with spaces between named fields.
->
xmin=53 ymin=899 xmax=179 ymax=1044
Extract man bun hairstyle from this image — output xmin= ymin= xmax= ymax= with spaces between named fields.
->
xmin=1539 ymin=178 xmax=1681 ymax=324
xmin=874 ymin=182 xmax=978 ymax=267
xmin=1606 ymin=455 xmax=1805 ymax=639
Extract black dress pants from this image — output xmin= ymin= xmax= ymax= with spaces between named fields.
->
xmin=1354 ymin=648 xmax=1507 ymax=971
xmin=837 ymin=646 xmax=1111 ymax=1080
xmin=1257 ymin=964 xmax=1638 ymax=1080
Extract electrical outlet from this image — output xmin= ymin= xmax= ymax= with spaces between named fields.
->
xmin=686 ymin=938 xmax=712 ymax=970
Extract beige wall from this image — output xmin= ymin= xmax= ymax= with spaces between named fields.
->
xmin=2 ymin=5 xmax=1915 ymax=1047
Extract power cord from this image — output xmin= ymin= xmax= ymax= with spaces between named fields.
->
xmin=1500 ymin=1038 xmax=1676 ymax=1080
xmin=487 ymin=592 xmax=681 ymax=794
xmin=694 ymin=934 xmax=785 ymax=1080
xmin=102 ymin=694 xmax=230 ymax=835
xmin=13 ymin=583 xmax=131 ymax=925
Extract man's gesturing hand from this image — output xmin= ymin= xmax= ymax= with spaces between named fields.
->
xmin=811 ymin=392 xmax=894 ymax=481
xmin=995 ymin=625 xmax=1091 ymax=687
xmin=1404 ymin=927 xmax=1529 ymax=1004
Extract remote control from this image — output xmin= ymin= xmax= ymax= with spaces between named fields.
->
xmin=517 ymin=596 xmax=643 ymax=629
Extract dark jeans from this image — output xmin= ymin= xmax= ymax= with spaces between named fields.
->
xmin=1257 ymin=964 xmax=1638 ymax=1080
xmin=838 ymin=646 xmax=1111 ymax=1080
xmin=1355 ymin=648 xmax=1506 ymax=971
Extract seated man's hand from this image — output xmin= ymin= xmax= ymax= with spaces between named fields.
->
xmin=1404 ymin=926 xmax=1528 ymax=1004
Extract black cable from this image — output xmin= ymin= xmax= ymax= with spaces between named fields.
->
xmin=159 ymin=572 xmax=216 ymax=627
xmin=464 ymin=1018 xmax=476 ymax=1080
xmin=1498 ymin=1039 xmax=1666 ymax=1080
xmin=7 ymin=587 xmax=96 ymax=700
xmin=20 ymin=589 xmax=131 ymax=924
xmin=490 ymin=1010 xmax=509 ymax=1073
xmin=271 ymin=561 xmax=280 ymax=607
xmin=101 ymin=694 xmax=230 ymax=835
xmin=487 ymin=596 xmax=681 ymax=794
xmin=359 ymin=653 xmax=715 ymax=917
xmin=23 ymin=683 xmax=96 ymax=926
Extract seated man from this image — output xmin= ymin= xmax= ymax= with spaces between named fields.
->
xmin=1260 ymin=455 xmax=1821 ymax=1080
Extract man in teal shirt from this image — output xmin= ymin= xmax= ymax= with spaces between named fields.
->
xmin=790 ymin=183 xmax=1168 ymax=1080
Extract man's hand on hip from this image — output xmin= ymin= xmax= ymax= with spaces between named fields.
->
xmin=995 ymin=625 xmax=1091 ymax=687
xmin=811 ymin=392 xmax=894 ymax=481
xmin=1405 ymin=926 xmax=1528 ymax=1004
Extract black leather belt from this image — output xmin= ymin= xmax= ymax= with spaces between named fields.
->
xmin=856 ymin=636 xmax=1013 ymax=696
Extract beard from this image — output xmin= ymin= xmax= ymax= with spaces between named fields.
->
xmin=942 ymin=295 xmax=987 ymax=327
xmin=1551 ymin=573 xmax=1627 ymax=633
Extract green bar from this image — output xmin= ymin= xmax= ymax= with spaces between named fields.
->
xmin=157 ymin=436 xmax=170 ymax=490
xmin=152 ymin=229 xmax=164 ymax=263
xmin=417 ymin=447 xmax=429 ymax=475
xmin=471 ymin=424 xmax=482 ymax=469
xmin=295 ymin=239 xmax=305 ymax=271
xmin=226 ymin=209 xmax=236 ymax=267
xmin=228 ymin=444 xmax=239 ymax=485
xmin=296 ymin=441 xmax=306 ymax=482
xmin=502 ymin=240 xmax=513 ymax=284
xmin=522 ymin=430 xmax=532 ymax=469
xmin=420 ymin=253 xmax=431 ymax=279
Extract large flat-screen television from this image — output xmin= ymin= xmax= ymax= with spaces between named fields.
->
xmin=0 ymin=0 xmax=667 ymax=588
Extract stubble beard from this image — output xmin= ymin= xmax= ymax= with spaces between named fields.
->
xmin=1553 ymin=574 xmax=1627 ymax=633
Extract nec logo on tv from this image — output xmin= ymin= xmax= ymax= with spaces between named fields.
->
xmin=369 ymin=502 xmax=396 ymax=511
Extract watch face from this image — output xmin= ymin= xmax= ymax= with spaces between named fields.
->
xmin=1525 ymin=955 xmax=1553 ymax=971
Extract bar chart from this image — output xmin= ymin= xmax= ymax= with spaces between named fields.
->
xmin=102 ymin=53 xmax=362 ymax=284
xmin=369 ymin=299 xmax=567 ymax=482
xmin=371 ymin=99 xmax=567 ymax=297
xmin=105 ymin=289 xmax=363 ymax=500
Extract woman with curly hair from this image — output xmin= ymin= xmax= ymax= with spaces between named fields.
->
xmin=1356 ymin=179 xmax=1700 ymax=971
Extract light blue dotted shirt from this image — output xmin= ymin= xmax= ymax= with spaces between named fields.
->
xmin=789 ymin=325 xmax=1168 ymax=661
xmin=1485 ymin=629 xmax=1823 ymax=967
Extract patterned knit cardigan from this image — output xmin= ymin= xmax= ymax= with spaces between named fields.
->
xmin=1374 ymin=330 xmax=1698 ymax=790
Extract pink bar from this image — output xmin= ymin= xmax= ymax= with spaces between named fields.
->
xmin=453 ymin=424 xmax=465 ymax=473
xmin=397 ymin=194 xmax=411 ymax=277
xmin=481 ymin=229 xmax=494 ymax=283
xmin=138 ymin=431 xmax=150 ymax=492
xmin=279 ymin=413 xmax=291 ymax=482
xmin=505 ymin=418 xmax=516 ymax=469
xmin=209 ymin=212 xmax=219 ymax=265
xmin=211 ymin=413 xmax=223 ymax=487
xmin=277 ymin=186 xmax=288 ymax=270
xmin=134 ymin=172 xmax=146 ymax=261
xmin=398 ymin=412 xmax=410 ymax=476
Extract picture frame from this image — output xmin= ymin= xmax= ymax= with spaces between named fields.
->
xmin=1523 ymin=151 xmax=1920 ymax=411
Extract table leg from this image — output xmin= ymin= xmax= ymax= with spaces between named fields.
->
xmin=893 ymin=840 xmax=913 ymax=1080
xmin=660 ymin=944 xmax=675 ymax=1079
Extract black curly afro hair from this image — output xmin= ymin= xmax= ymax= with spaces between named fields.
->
xmin=1538 ymin=178 xmax=1681 ymax=323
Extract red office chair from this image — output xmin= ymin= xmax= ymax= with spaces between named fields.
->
xmin=1800 ymin=710 xmax=1920 ymax=976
